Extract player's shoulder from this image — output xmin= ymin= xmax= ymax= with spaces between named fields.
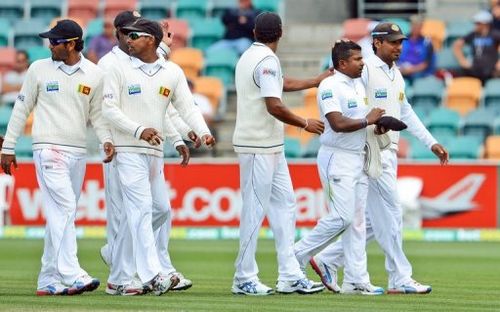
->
xmin=29 ymin=58 xmax=53 ymax=70
xmin=82 ymin=57 xmax=104 ymax=75
xmin=319 ymin=75 xmax=341 ymax=91
xmin=164 ymin=60 xmax=185 ymax=77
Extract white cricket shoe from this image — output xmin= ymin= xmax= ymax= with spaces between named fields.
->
xmin=276 ymin=278 xmax=325 ymax=294
xmin=36 ymin=282 xmax=69 ymax=296
xmin=106 ymin=278 xmax=144 ymax=296
xmin=145 ymin=273 xmax=179 ymax=296
xmin=231 ymin=280 xmax=274 ymax=296
xmin=309 ymin=256 xmax=341 ymax=293
xmin=170 ymin=272 xmax=193 ymax=291
xmin=68 ymin=274 xmax=100 ymax=295
xmin=100 ymin=244 xmax=111 ymax=267
xmin=387 ymin=279 xmax=432 ymax=294
xmin=341 ymin=282 xmax=384 ymax=295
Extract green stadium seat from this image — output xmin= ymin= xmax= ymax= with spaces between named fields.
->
xmin=13 ymin=19 xmax=46 ymax=50
xmin=176 ymin=0 xmax=208 ymax=21
xmin=448 ymin=135 xmax=482 ymax=159
xmin=411 ymin=105 xmax=429 ymax=122
xmin=302 ymin=137 xmax=320 ymax=158
xmin=285 ymin=137 xmax=301 ymax=158
xmin=0 ymin=106 xmax=13 ymax=133
xmin=444 ymin=20 xmax=474 ymax=47
xmin=436 ymin=47 xmax=460 ymax=71
xmin=84 ymin=18 xmax=103 ymax=44
xmin=15 ymin=135 xmax=33 ymax=158
xmin=204 ymin=48 xmax=238 ymax=87
xmin=190 ymin=18 xmax=224 ymax=51
xmin=0 ymin=0 xmax=25 ymax=24
xmin=29 ymin=0 xmax=62 ymax=24
xmin=253 ymin=0 xmax=281 ymax=12
xmin=164 ymin=142 xmax=179 ymax=157
xmin=27 ymin=45 xmax=50 ymax=62
xmin=384 ymin=18 xmax=410 ymax=36
xmin=411 ymin=76 xmax=444 ymax=114
xmin=461 ymin=108 xmax=495 ymax=142
xmin=494 ymin=117 xmax=500 ymax=135
xmin=211 ymin=0 xmax=237 ymax=17
xmin=483 ymin=79 xmax=500 ymax=114
xmin=0 ymin=18 xmax=10 ymax=47
xmin=427 ymin=107 xmax=460 ymax=136
xmin=139 ymin=0 xmax=171 ymax=20
xmin=410 ymin=140 xmax=436 ymax=159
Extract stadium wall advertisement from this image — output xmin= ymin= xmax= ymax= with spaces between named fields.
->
xmin=2 ymin=162 xmax=498 ymax=228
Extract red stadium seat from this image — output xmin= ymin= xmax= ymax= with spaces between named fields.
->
xmin=164 ymin=18 xmax=190 ymax=51
xmin=68 ymin=0 xmax=100 ymax=26
xmin=104 ymin=0 xmax=138 ymax=20
xmin=342 ymin=18 xmax=371 ymax=42
xmin=0 ymin=47 xmax=17 ymax=74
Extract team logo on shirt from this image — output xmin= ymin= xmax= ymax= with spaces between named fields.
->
xmin=128 ymin=84 xmax=141 ymax=95
xmin=399 ymin=91 xmax=405 ymax=102
xmin=363 ymin=97 xmax=368 ymax=105
xmin=77 ymin=84 xmax=91 ymax=95
xmin=159 ymin=86 xmax=170 ymax=97
xmin=46 ymin=81 xmax=59 ymax=92
xmin=374 ymin=88 xmax=387 ymax=99
xmin=262 ymin=68 xmax=276 ymax=76
xmin=321 ymin=90 xmax=333 ymax=100
xmin=347 ymin=99 xmax=357 ymax=108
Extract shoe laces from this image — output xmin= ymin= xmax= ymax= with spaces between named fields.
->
xmin=239 ymin=281 xmax=258 ymax=293
xmin=295 ymin=278 xmax=312 ymax=289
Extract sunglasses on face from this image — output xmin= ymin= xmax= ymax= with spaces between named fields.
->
xmin=127 ymin=32 xmax=154 ymax=40
xmin=49 ymin=37 xmax=79 ymax=46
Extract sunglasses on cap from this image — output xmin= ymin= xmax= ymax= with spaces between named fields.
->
xmin=128 ymin=32 xmax=154 ymax=40
xmin=49 ymin=37 xmax=79 ymax=46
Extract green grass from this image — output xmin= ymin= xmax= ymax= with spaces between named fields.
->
xmin=0 ymin=239 xmax=499 ymax=311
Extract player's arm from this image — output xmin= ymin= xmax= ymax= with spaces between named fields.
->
xmin=452 ymin=35 xmax=471 ymax=69
xmin=283 ymin=68 xmax=334 ymax=92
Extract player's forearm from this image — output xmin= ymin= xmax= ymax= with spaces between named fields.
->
xmin=326 ymin=113 xmax=367 ymax=133
xmin=265 ymin=99 xmax=307 ymax=128
xmin=283 ymin=77 xmax=320 ymax=92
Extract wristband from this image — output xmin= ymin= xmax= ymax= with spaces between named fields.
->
xmin=303 ymin=118 xmax=309 ymax=129
xmin=361 ymin=118 xmax=368 ymax=128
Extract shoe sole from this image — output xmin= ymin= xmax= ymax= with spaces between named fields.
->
xmin=231 ymin=289 xmax=274 ymax=296
xmin=171 ymin=282 xmax=193 ymax=291
xmin=36 ymin=289 xmax=68 ymax=296
xmin=276 ymin=287 xmax=325 ymax=295
xmin=341 ymin=290 xmax=384 ymax=296
xmin=309 ymin=258 xmax=340 ymax=293
xmin=387 ymin=287 xmax=432 ymax=295
xmin=68 ymin=280 xmax=100 ymax=295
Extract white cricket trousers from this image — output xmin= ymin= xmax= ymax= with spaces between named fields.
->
xmin=234 ymin=152 xmax=304 ymax=283
xmin=109 ymin=153 xmax=170 ymax=284
xmin=316 ymin=149 xmax=413 ymax=288
xmin=34 ymin=149 xmax=88 ymax=288
xmin=294 ymin=146 xmax=369 ymax=284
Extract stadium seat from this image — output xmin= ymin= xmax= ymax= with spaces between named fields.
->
xmin=422 ymin=19 xmax=446 ymax=50
xmin=27 ymin=45 xmax=51 ymax=62
xmin=409 ymin=140 xmax=435 ymax=159
xmin=342 ymin=18 xmax=371 ymax=42
xmin=170 ymin=48 xmax=204 ymax=80
xmin=164 ymin=18 xmax=190 ymax=50
xmin=285 ymin=106 xmax=319 ymax=145
xmin=0 ymin=47 xmax=17 ymax=74
xmin=411 ymin=76 xmax=444 ymax=114
xmin=104 ymin=0 xmax=138 ymax=20
xmin=445 ymin=77 xmax=482 ymax=116
xmin=84 ymin=18 xmax=103 ymax=44
xmin=494 ymin=117 xmax=500 ymax=135
xmin=139 ymin=0 xmax=171 ymax=20
xmin=164 ymin=141 xmax=179 ymax=157
xmin=384 ymin=18 xmax=410 ymax=36
xmin=211 ymin=0 xmax=237 ymax=17
xmin=15 ymin=135 xmax=33 ymax=158
xmin=175 ymin=0 xmax=208 ymax=21
xmin=436 ymin=47 xmax=461 ymax=71
xmin=0 ymin=18 xmax=10 ymax=47
xmin=192 ymin=76 xmax=225 ymax=114
xmin=427 ymin=107 xmax=460 ymax=136
xmin=0 ymin=0 xmax=25 ymax=24
xmin=13 ymin=19 xmax=46 ymax=50
xmin=252 ymin=0 xmax=281 ymax=12
xmin=284 ymin=137 xmax=302 ymax=158
xmin=304 ymin=88 xmax=318 ymax=108
xmin=302 ymin=137 xmax=321 ymax=158
xmin=29 ymin=0 xmax=62 ymax=23
xmin=50 ymin=16 xmax=86 ymax=29
xmin=190 ymin=18 xmax=224 ymax=51
xmin=67 ymin=0 xmax=99 ymax=25
xmin=444 ymin=20 xmax=474 ymax=47
xmin=411 ymin=105 xmax=428 ymax=121
xmin=483 ymin=79 xmax=500 ymax=114
xmin=484 ymin=135 xmax=500 ymax=159
xmin=0 ymin=105 xmax=13 ymax=133
xmin=204 ymin=48 xmax=238 ymax=87
xmin=461 ymin=108 xmax=495 ymax=143
xmin=447 ymin=135 xmax=482 ymax=159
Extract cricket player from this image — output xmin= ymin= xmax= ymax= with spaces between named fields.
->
xmin=311 ymin=23 xmax=449 ymax=294
xmin=294 ymin=40 xmax=385 ymax=295
xmin=0 ymin=20 xmax=113 ymax=296
xmin=102 ymin=18 xmax=214 ymax=296
xmin=98 ymin=11 xmax=196 ymax=294
xmin=232 ymin=12 xmax=330 ymax=295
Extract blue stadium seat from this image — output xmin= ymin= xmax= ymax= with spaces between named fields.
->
xmin=448 ymin=135 xmax=482 ymax=159
xmin=410 ymin=140 xmax=436 ymax=159
xmin=15 ymin=135 xmax=33 ymax=158
xmin=0 ymin=0 xmax=25 ymax=24
xmin=284 ymin=137 xmax=301 ymax=158
xmin=190 ymin=18 xmax=224 ymax=51
xmin=84 ymin=18 xmax=103 ymax=44
xmin=139 ymin=0 xmax=171 ymax=20
xmin=427 ymin=107 xmax=460 ymax=136
xmin=444 ymin=20 xmax=474 ymax=47
xmin=29 ymin=0 xmax=62 ymax=24
xmin=204 ymin=48 xmax=238 ymax=87
xmin=13 ymin=19 xmax=46 ymax=50
xmin=0 ymin=106 xmax=13 ymax=133
xmin=494 ymin=117 xmax=500 ymax=135
xmin=27 ymin=45 xmax=51 ymax=62
xmin=0 ymin=18 xmax=10 ymax=46
xmin=211 ymin=0 xmax=237 ymax=17
xmin=175 ymin=0 xmax=208 ymax=21
xmin=411 ymin=76 xmax=444 ymax=115
xmin=253 ymin=0 xmax=281 ymax=12
xmin=436 ymin=47 xmax=460 ymax=71
xmin=461 ymin=108 xmax=495 ymax=143
xmin=483 ymin=79 xmax=500 ymax=114
xmin=164 ymin=142 xmax=179 ymax=157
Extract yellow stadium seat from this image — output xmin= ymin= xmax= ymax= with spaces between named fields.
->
xmin=422 ymin=19 xmax=446 ymax=51
xmin=192 ymin=76 xmax=224 ymax=112
xmin=304 ymin=87 xmax=318 ymax=108
xmin=445 ymin=77 xmax=482 ymax=116
xmin=485 ymin=135 xmax=500 ymax=159
xmin=285 ymin=106 xmax=320 ymax=145
xmin=170 ymin=47 xmax=204 ymax=81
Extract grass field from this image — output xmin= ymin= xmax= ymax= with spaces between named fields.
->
xmin=0 ymin=239 xmax=499 ymax=312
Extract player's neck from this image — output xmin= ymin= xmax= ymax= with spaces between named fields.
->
xmin=377 ymin=53 xmax=393 ymax=68
xmin=137 ymin=50 xmax=158 ymax=63
xmin=64 ymin=53 xmax=81 ymax=66
xmin=264 ymin=41 xmax=278 ymax=53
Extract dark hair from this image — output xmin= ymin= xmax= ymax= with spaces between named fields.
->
xmin=372 ymin=36 xmax=384 ymax=53
xmin=74 ymin=39 xmax=84 ymax=52
xmin=16 ymin=50 xmax=28 ymax=60
xmin=255 ymin=28 xmax=282 ymax=43
xmin=331 ymin=40 xmax=361 ymax=69
xmin=254 ymin=12 xmax=282 ymax=43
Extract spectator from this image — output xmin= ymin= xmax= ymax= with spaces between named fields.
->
xmin=491 ymin=0 xmax=500 ymax=32
xmin=453 ymin=10 xmax=500 ymax=83
xmin=398 ymin=15 xmax=435 ymax=82
xmin=207 ymin=0 xmax=260 ymax=55
xmin=1 ymin=50 xmax=29 ymax=106
xmin=87 ymin=18 xmax=117 ymax=63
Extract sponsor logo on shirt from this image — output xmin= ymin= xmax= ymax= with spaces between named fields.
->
xmin=128 ymin=84 xmax=141 ymax=95
xmin=321 ymin=90 xmax=333 ymax=100
xmin=159 ymin=86 xmax=170 ymax=97
xmin=347 ymin=99 xmax=357 ymax=108
xmin=77 ymin=84 xmax=91 ymax=95
xmin=17 ymin=94 xmax=25 ymax=102
xmin=104 ymin=93 xmax=113 ymax=99
xmin=46 ymin=81 xmax=59 ymax=92
xmin=374 ymin=88 xmax=387 ymax=99
xmin=262 ymin=68 xmax=276 ymax=76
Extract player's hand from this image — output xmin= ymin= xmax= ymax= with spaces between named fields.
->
xmin=315 ymin=67 xmax=334 ymax=86
xmin=304 ymin=118 xmax=324 ymax=134
xmin=160 ymin=20 xmax=174 ymax=47
xmin=202 ymin=134 xmax=216 ymax=147
xmin=102 ymin=142 xmax=115 ymax=163
xmin=431 ymin=143 xmax=449 ymax=165
xmin=366 ymin=108 xmax=385 ymax=125
xmin=140 ymin=128 xmax=163 ymax=146
xmin=1 ymin=153 xmax=17 ymax=175
xmin=188 ymin=130 xmax=202 ymax=148
xmin=176 ymin=144 xmax=190 ymax=167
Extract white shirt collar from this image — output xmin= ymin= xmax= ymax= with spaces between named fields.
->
xmin=333 ymin=70 xmax=355 ymax=83
xmin=371 ymin=54 xmax=395 ymax=71
xmin=112 ymin=45 xmax=129 ymax=60
xmin=52 ymin=53 xmax=90 ymax=73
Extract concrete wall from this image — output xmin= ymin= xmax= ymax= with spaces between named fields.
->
xmin=283 ymin=0 xmax=354 ymax=23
